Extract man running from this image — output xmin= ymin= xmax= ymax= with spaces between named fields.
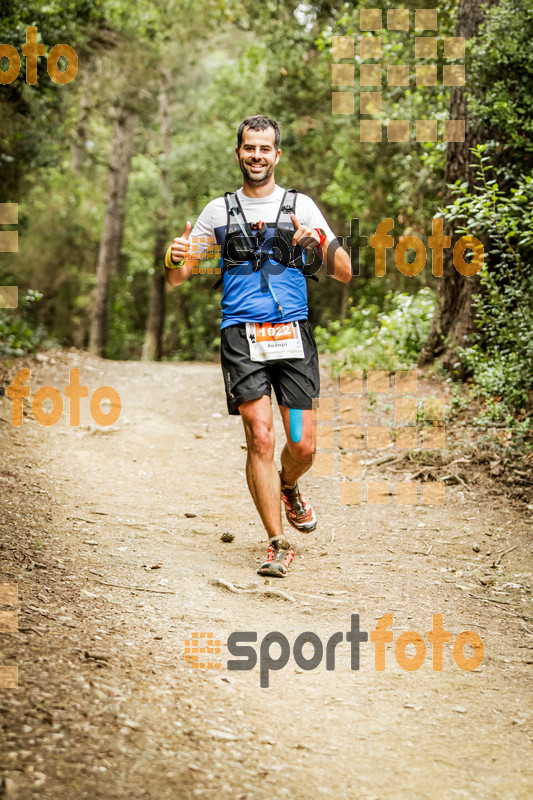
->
xmin=165 ymin=115 xmax=351 ymax=577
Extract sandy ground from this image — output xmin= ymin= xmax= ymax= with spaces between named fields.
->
xmin=0 ymin=350 xmax=532 ymax=800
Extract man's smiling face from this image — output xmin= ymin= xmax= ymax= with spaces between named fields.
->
xmin=236 ymin=127 xmax=281 ymax=186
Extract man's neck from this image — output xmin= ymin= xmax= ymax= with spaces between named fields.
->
xmin=241 ymin=176 xmax=277 ymax=198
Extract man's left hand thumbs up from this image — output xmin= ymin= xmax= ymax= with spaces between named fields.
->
xmin=291 ymin=214 xmax=321 ymax=248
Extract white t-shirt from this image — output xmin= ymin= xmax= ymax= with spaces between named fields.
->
xmin=192 ymin=184 xmax=336 ymax=243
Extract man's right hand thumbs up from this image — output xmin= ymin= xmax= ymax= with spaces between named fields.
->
xmin=170 ymin=221 xmax=192 ymax=264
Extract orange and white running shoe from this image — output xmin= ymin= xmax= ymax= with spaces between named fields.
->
xmin=257 ymin=537 xmax=294 ymax=578
xmin=280 ymin=474 xmax=317 ymax=533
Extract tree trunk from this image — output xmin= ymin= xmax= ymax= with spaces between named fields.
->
xmin=143 ymin=230 xmax=167 ymax=361
xmin=71 ymin=70 xmax=91 ymax=175
xmin=419 ymin=0 xmax=496 ymax=371
xmin=143 ymin=65 xmax=172 ymax=361
xmin=339 ymin=281 xmax=350 ymax=322
xmin=89 ymin=106 xmax=136 ymax=357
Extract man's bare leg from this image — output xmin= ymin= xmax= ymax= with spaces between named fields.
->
xmin=278 ymin=407 xmax=315 ymax=488
xmin=276 ymin=406 xmax=317 ymax=533
xmin=239 ymin=396 xmax=283 ymax=540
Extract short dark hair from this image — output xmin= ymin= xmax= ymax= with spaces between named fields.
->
xmin=237 ymin=115 xmax=281 ymax=151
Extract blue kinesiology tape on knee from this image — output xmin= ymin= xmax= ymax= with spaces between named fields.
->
xmin=289 ymin=408 xmax=303 ymax=444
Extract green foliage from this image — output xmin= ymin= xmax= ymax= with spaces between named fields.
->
xmin=0 ymin=290 xmax=49 ymax=356
xmin=6 ymin=165 xmax=103 ymax=349
xmin=468 ymin=0 xmax=533 ymax=165
xmin=314 ymin=287 xmax=435 ymax=372
xmin=443 ymin=145 xmax=533 ymax=418
xmin=436 ymin=0 xmax=533 ymax=453
xmin=0 ymin=0 xmax=108 ymax=199
xmin=165 ymin=277 xmax=222 ymax=361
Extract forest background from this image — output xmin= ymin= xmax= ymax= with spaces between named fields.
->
xmin=1 ymin=0 xmax=532 ymax=450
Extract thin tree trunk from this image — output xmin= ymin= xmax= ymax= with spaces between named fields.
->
xmin=71 ymin=70 xmax=91 ymax=175
xmin=419 ymin=0 xmax=496 ymax=371
xmin=143 ymin=64 xmax=172 ymax=361
xmin=339 ymin=281 xmax=350 ymax=322
xmin=144 ymin=231 xmax=167 ymax=361
xmin=89 ymin=106 xmax=136 ymax=357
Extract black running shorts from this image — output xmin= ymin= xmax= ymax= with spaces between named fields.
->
xmin=220 ymin=320 xmax=320 ymax=415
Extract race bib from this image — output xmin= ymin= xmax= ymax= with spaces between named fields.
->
xmin=246 ymin=321 xmax=305 ymax=362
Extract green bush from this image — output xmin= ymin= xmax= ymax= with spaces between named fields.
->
xmin=444 ymin=146 xmax=533 ymax=414
xmin=0 ymin=290 xmax=50 ymax=356
xmin=314 ymin=288 xmax=435 ymax=372
xmin=468 ymin=0 xmax=533 ymax=163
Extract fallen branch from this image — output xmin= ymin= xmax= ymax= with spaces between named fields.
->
xmin=18 ymin=627 xmax=44 ymax=635
xmin=209 ymin=577 xmax=295 ymax=602
xmin=93 ymin=579 xmax=175 ymax=595
xmin=494 ymin=544 xmax=519 ymax=567
xmin=411 ymin=467 xmax=436 ymax=481
xmin=413 ymin=542 xmax=432 ymax=556
xmin=367 ymin=454 xmax=400 ymax=467
xmin=441 ymin=472 xmax=466 ymax=486
xmin=291 ymin=591 xmax=342 ymax=603
xmin=444 ymin=457 xmax=472 ymax=469
xmin=467 ymin=593 xmax=511 ymax=605
xmin=449 ymin=472 xmax=468 ymax=487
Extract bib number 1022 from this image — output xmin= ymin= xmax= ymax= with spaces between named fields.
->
xmin=255 ymin=323 xmax=294 ymax=342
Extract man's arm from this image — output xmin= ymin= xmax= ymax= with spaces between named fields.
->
xmin=290 ymin=214 xmax=351 ymax=283
xmin=166 ymin=261 xmax=193 ymax=286
xmin=322 ymin=236 xmax=352 ymax=282
xmin=165 ymin=200 xmax=219 ymax=287
xmin=165 ymin=221 xmax=193 ymax=287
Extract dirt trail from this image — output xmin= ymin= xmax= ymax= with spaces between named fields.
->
xmin=1 ymin=351 xmax=532 ymax=800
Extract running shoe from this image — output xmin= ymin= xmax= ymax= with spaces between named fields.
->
xmin=257 ymin=537 xmax=294 ymax=578
xmin=280 ymin=473 xmax=317 ymax=533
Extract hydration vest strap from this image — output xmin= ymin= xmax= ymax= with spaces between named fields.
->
xmin=225 ymin=191 xmax=255 ymax=248
xmin=222 ymin=191 xmax=285 ymax=315
xmin=275 ymin=189 xmax=318 ymax=281
xmin=275 ymin=189 xmax=298 ymax=229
